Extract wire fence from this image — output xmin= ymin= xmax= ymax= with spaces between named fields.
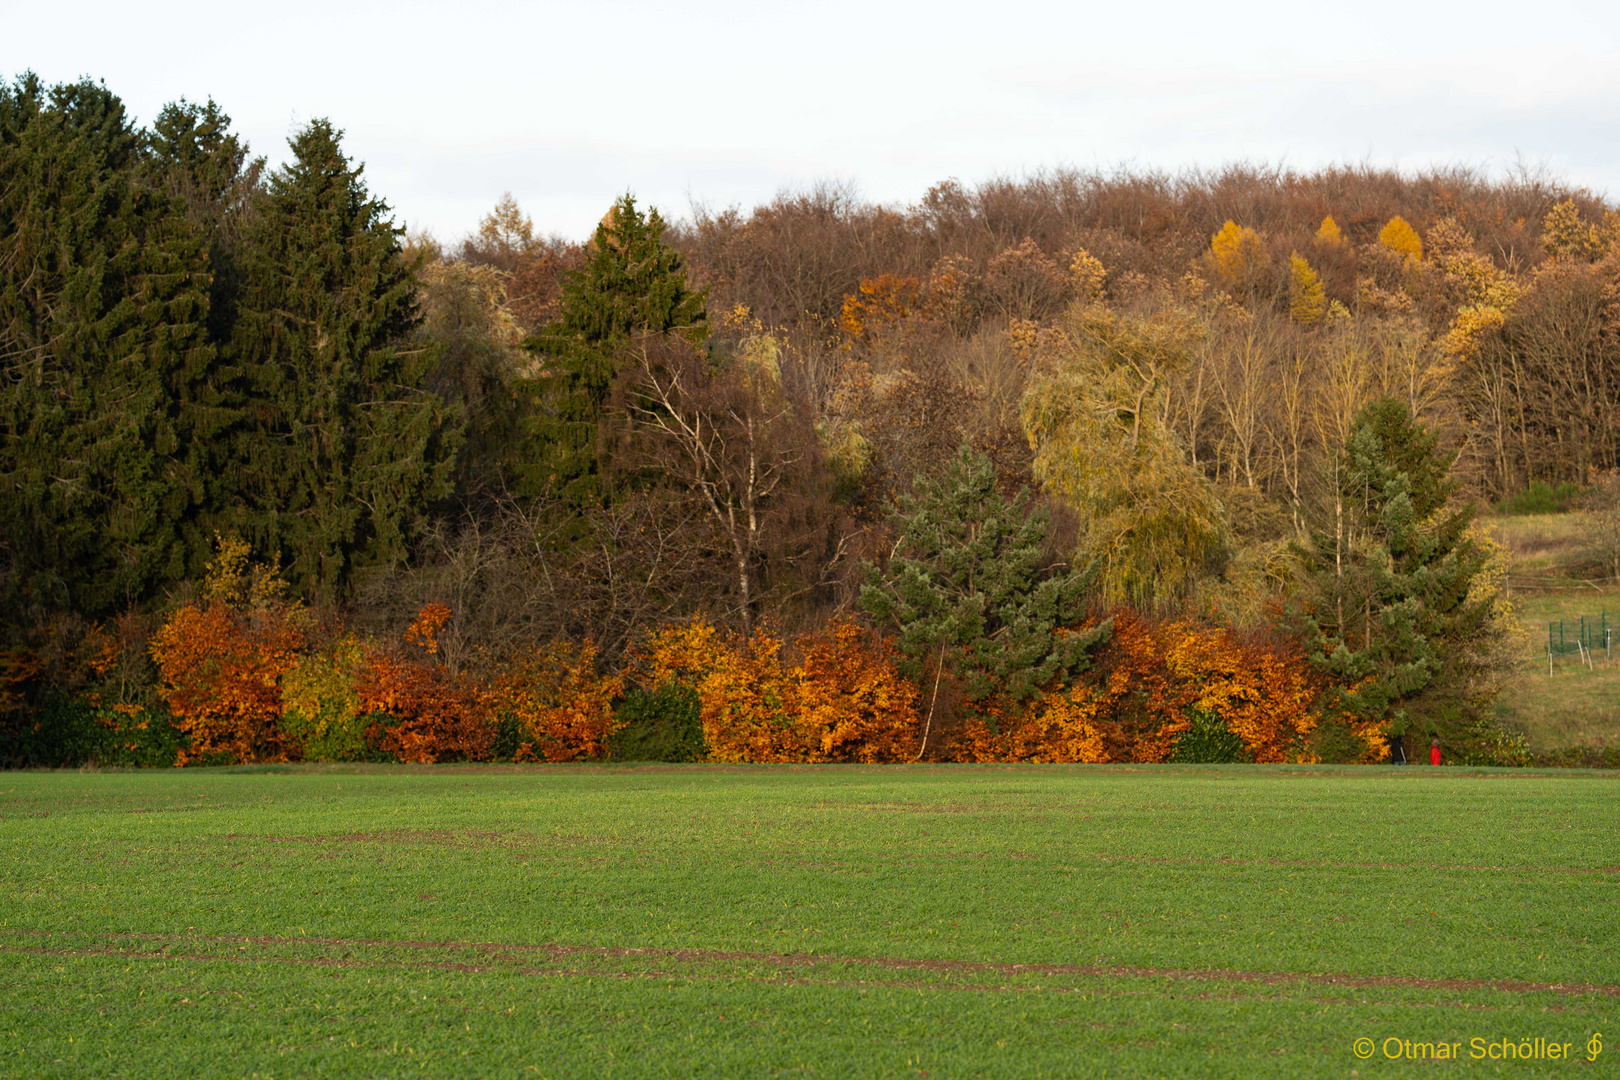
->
xmin=1548 ymin=613 xmax=1612 ymax=667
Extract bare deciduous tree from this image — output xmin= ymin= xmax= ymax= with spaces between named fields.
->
xmin=625 ymin=334 xmax=833 ymax=635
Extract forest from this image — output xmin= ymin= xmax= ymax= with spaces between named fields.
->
xmin=5 ymin=72 xmax=1618 ymax=768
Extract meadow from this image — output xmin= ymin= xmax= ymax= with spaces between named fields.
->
xmin=1487 ymin=512 xmax=1620 ymax=755
xmin=0 ymin=765 xmax=1614 ymax=1078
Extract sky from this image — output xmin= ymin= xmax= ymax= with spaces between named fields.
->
xmin=6 ymin=0 xmax=1620 ymax=242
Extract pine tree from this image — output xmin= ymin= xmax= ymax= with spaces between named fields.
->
xmin=517 ymin=194 xmax=705 ymax=502
xmin=1304 ymin=398 xmax=1496 ymax=745
xmin=860 ymin=445 xmax=1111 ymax=707
xmin=226 ymin=119 xmax=458 ymax=603
xmin=0 ymin=74 xmax=215 ymax=615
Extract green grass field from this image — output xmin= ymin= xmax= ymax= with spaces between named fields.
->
xmin=1 ymin=766 xmax=1615 ymax=1078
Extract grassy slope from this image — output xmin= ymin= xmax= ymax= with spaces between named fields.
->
xmin=1487 ymin=513 xmax=1620 ymax=752
xmin=2 ymin=766 xmax=1615 ymax=1078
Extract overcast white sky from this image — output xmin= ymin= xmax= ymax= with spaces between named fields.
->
xmin=7 ymin=0 xmax=1620 ymax=241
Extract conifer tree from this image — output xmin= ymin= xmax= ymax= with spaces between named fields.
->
xmin=226 ymin=119 xmax=458 ymax=602
xmin=518 ymin=194 xmax=706 ymax=502
xmin=144 ymin=97 xmax=258 ymax=553
xmin=145 ymin=97 xmax=259 ymax=346
xmin=1304 ymin=398 xmax=1496 ymax=744
xmin=0 ymin=74 xmax=214 ymax=614
xmin=860 ymin=445 xmax=1111 ymax=706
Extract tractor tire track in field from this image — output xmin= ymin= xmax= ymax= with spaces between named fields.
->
xmin=3 ymin=928 xmax=1615 ymax=999
xmin=205 ymin=830 xmax=1620 ymax=877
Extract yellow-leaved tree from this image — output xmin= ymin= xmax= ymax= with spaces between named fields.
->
xmin=1378 ymin=216 xmax=1423 ymax=261
xmin=1539 ymin=199 xmax=1618 ymax=262
xmin=1022 ymin=307 xmax=1225 ymax=608
xmin=1069 ymin=249 xmax=1108 ymax=304
xmin=1315 ymin=216 xmax=1344 ymax=246
xmin=280 ymin=636 xmax=367 ymax=761
xmin=1288 ymin=254 xmax=1326 ymax=325
xmin=1208 ymin=221 xmax=1269 ymax=299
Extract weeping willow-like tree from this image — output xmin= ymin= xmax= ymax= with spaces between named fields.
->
xmin=1021 ymin=307 xmax=1225 ymax=608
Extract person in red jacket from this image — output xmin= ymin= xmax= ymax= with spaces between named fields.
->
xmin=1430 ymin=738 xmax=1441 ymax=766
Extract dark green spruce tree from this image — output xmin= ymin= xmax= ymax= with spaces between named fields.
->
xmin=0 ymin=74 xmax=215 ymax=615
xmin=1304 ymin=397 xmax=1495 ymax=749
xmin=144 ymin=96 xmax=260 ymax=347
xmin=143 ymin=97 xmax=259 ymax=556
xmin=517 ymin=193 xmax=705 ymax=503
xmin=226 ymin=119 xmax=459 ymax=603
xmin=861 ymin=445 xmax=1112 ymax=711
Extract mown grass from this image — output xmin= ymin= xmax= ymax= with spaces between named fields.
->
xmin=1 ymin=766 xmax=1615 ymax=1077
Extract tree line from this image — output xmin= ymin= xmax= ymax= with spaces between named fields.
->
xmin=7 ymin=72 xmax=1603 ymax=767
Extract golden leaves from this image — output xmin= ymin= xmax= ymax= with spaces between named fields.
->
xmin=634 ymin=617 xmax=920 ymax=763
xmin=839 ymin=274 xmax=923 ymax=342
xmin=1288 ymin=254 xmax=1326 ymax=326
xmin=952 ymin=610 xmax=1320 ymax=764
xmin=1208 ymin=221 xmax=1269 ymax=298
xmin=404 ymin=602 xmax=452 ymax=655
xmin=490 ymin=639 xmax=622 ymax=763
xmin=1069 ymin=248 xmax=1107 ymax=304
xmin=1441 ymin=305 xmax=1508 ymax=362
xmin=1378 ymin=216 xmax=1423 ymax=261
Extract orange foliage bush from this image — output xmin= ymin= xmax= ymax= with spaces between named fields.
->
xmin=779 ymin=618 xmax=921 ymax=763
xmin=149 ymin=539 xmax=306 ymax=764
xmin=356 ymin=604 xmax=493 ymax=763
xmin=404 ymin=602 xmax=452 ymax=653
xmin=839 ymin=273 xmax=923 ymax=341
xmin=487 ymin=639 xmax=622 ymax=762
xmin=952 ymin=610 xmax=1320 ymax=763
xmin=636 ymin=617 xmax=921 ymax=762
xmin=954 ymin=675 xmax=1120 ymax=764
xmin=150 ymin=600 xmax=304 ymax=764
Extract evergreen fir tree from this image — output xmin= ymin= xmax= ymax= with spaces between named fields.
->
xmin=226 ymin=119 xmax=459 ymax=603
xmin=144 ymin=97 xmax=259 ymax=346
xmin=143 ymin=97 xmax=258 ymax=557
xmin=1304 ymin=398 xmax=1494 ymax=742
xmin=0 ymin=74 xmax=215 ymax=614
xmin=860 ymin=445 xmax=1111 ymax=705
xmin=518 ymin=194 xmax=705 ymax=502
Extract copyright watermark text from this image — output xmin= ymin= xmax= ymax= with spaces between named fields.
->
xmin=1352 ymin=1032 xmax=1602 ymax=1062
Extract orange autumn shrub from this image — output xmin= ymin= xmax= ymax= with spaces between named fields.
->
xmin=786 ymin=618 xmax=920 ymax=763
xmin=1091 ymin=609 xmax=1320 ymax=762
xmin=953 ymin=670 xmax=1125 ymax=764
xmin=839 ymin=273 xmax=924 ymax=341
xmin=635 ymin=616 xmax=921 ymax=763
xmin=634 ymin=619 xmax=781 ymax=759
xmin=951 ymin=609 xmax=1321 ymax=763
xmin=487 ymin=639 xmax=622 ymax=762
xmin=676 ymin=624 xmax=791 ymax=762
xmin=149 ymin=538 xmax=305 ymax=764
xmin=1160 ymin=619 xmax=1320 ymax=762
xmin=357 ymin=604 xmax=493 ymax=763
